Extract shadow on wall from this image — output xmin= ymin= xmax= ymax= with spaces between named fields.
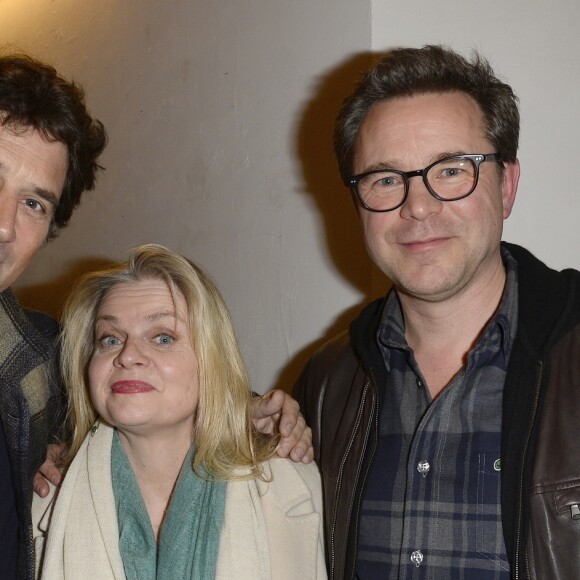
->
xmin=16 ymin=257 xmax=116 ymax=321
xmin=272 ymin=52 xmax=393 ymax=394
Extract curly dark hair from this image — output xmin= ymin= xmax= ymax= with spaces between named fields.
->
xmin=334 ymin=45 xmax=520 ymax=184
xmin=0 ymin=53 xmax=107 ymax=238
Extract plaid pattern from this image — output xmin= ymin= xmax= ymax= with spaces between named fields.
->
xmin=0 ymin=289 xmax=63 ymax=580
xmin=355 ymin=250 xmax=518 ymax=579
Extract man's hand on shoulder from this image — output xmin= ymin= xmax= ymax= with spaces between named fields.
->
xmin=252 ymin=390 xmax=314 ymax=464
xmin=33 ymin=443 xmax=65 ymax=497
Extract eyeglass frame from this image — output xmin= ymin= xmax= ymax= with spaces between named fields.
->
xmin=347 ymin=153 xmax=503 ymax=213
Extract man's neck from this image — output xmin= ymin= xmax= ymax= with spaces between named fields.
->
xmin=398 ymin=256 xmax=507 ymax=398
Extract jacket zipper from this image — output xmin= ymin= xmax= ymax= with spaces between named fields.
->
xmin=348 ymin=371 xmax=380 ymax=580
xmin=330 ymin=377 xmax=374 ymax=580
xmin=513 ymin=360 xmax=543 ymax=580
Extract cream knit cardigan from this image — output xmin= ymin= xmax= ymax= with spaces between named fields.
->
xmin=33 ymin=424 xmax=327 ymax=580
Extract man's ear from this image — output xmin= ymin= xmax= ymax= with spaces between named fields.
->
xmin=501 ymin=159 xmax=520 ymax=219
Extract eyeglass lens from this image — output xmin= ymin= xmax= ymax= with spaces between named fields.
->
xmin=357 ymin=157 xmax=477 ymax=211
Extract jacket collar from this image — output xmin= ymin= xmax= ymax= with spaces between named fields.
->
xmin=503 ymin=242 xmax=580 ymax=353
xmin=349 ymin=242 xmax=580 ymax=366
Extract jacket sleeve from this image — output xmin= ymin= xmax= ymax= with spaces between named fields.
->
xmin=293 ymin=331 xmax=359 ymax=465
xmin=25 ymin=309 xmax=68 ymax=443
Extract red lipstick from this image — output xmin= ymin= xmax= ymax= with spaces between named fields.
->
xmin=111 ymin=380 xmax=154 ymax=394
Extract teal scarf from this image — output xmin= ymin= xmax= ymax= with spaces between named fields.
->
xmin=111 ymin=431 xmax=226 ymax=580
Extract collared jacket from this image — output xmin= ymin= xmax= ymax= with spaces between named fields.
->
xmin=0 ymin=289 xmax=64 ymax=580
xmin=33 ymin=423 xmax=327 ymax=579
xmin=294 ymin=243 xmax=580 ymax=580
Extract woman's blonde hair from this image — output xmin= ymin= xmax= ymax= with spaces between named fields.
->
xmin=61 ymin=244 xmax=278 ymax=480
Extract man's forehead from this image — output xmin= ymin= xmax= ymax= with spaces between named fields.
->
xmin=352 ymin=92 xmax=490 ymax=172
xmin=0 ymin=122 xmax=68 ymax=198
xmin=365 ymin=91 xmax=483 ymax=122
xmin=0 ymin=118 xmax=62 ymax=147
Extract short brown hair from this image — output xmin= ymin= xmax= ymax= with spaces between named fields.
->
xmin=334 ymin=45 xmax=519 ymax=183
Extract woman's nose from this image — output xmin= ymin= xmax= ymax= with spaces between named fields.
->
xmin=113 ymin=338 xmax=148 ymax=368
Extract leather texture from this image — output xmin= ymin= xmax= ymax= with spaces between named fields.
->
xmin=295 ymin=244 xmax=580 ymax=580
xmin=526 ymin=327 xmax=580 ymax=579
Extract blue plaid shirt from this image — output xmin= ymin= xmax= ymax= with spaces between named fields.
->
xmin=355 ymin=249 xmax=518 ymax=579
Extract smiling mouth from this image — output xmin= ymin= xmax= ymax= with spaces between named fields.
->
xmin=401 ymin=237 xmax=450 ymax=251
xmin=111 ymin=380 xmax=154 ymax=394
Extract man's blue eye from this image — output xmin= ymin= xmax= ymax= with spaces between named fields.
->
xmin=441 ymin=168 xmax=463 ymax=177
xmin=376 ymin=176 xmax=398 ymax=188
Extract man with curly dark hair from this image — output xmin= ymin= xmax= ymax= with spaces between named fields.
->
xmin=0 ymin=52 xmax=106 ymax=579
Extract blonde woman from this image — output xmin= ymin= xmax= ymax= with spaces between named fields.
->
xmin=34 ymin=245 xmax=326 ymax=579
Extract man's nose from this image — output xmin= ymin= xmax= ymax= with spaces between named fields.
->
xmin=0 ymin=187 xmax=18 ymax=243
xmin=399 ymin=175 xmax=443 ymax=221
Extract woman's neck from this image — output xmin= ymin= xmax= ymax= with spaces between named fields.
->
xmin=117 ymin=428 xmax=193 ymax=539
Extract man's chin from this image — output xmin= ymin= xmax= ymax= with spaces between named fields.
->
xmin=392 ymin=269 xmax=467 ymax=303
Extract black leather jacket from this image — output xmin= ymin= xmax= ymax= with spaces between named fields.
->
xmin=295 ymin=243 xmax=580 ymax=580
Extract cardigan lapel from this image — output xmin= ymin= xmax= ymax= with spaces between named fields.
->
xmin=216 ymin=474 xmax=271 ymax=579
xmin=87 ymin=424 xmax=127 ymax=579
xmin=40 ymin=424 xmax=126 ymax=579
xmin=256 ymin=459 xmax=325 ymax=579
xmin=216 ymin=458 xmax=326 ymax=580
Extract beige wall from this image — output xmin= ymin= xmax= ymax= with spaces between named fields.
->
xmin=1 ymin=0 xmax=372 ymax=393
xmin=1 ymin=0 xmax=578 ymax=392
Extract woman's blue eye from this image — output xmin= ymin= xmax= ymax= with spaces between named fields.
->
xmin=101 ymin=336 xmax=121 ymax=347
xmin=155 ymin=334 xmax=175 ymax=345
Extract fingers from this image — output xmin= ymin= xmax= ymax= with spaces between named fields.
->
xmin=299 ymin=443 xmax=315 ymax=464
xmin=277 ymin=391 xmax=300 ymax=438
xmin=39 ymin=459 xmax=63 ymax=485
xmin=252 ymin=389 xmax=285 ymax=420
xmin=43 ymin=443 xmax=65 ymax=483
xmin=33 ymin=443 xmax=65 ymax=497
xmin=33 ymin=473 xmax=51 ymax=498
xmin=252 ymin=390 xmax=314 ymax=464
xmin=277 ymin=413 xmax=314 ymax=463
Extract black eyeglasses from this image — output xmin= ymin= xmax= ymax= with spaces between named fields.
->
xmin=348 ymin=153 xmax=502 ymax=212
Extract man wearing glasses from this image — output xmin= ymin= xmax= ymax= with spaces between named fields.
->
xmin=295 ymin=45 xmax=580 ymax=579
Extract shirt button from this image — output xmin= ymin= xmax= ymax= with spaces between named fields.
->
xmin=417 ymin=460 xmax=430 ymax=477
xmin=410 ymin=550 xmax=424 ymax=567
xmin=416 ymin=377 xmax=423 ymax=388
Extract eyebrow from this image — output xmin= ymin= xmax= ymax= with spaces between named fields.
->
xmin=30 ymin=186 xmax=60 ymax=210
xmin=357 ymin=151 xmax=468 ymax=173
xmin=96 ymin=311 xmax=178 ymax=324
xmin=147 ymin=311 xmax=177 ymax=322
xmin=0 ymin=162 xmax=61 ymax=210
